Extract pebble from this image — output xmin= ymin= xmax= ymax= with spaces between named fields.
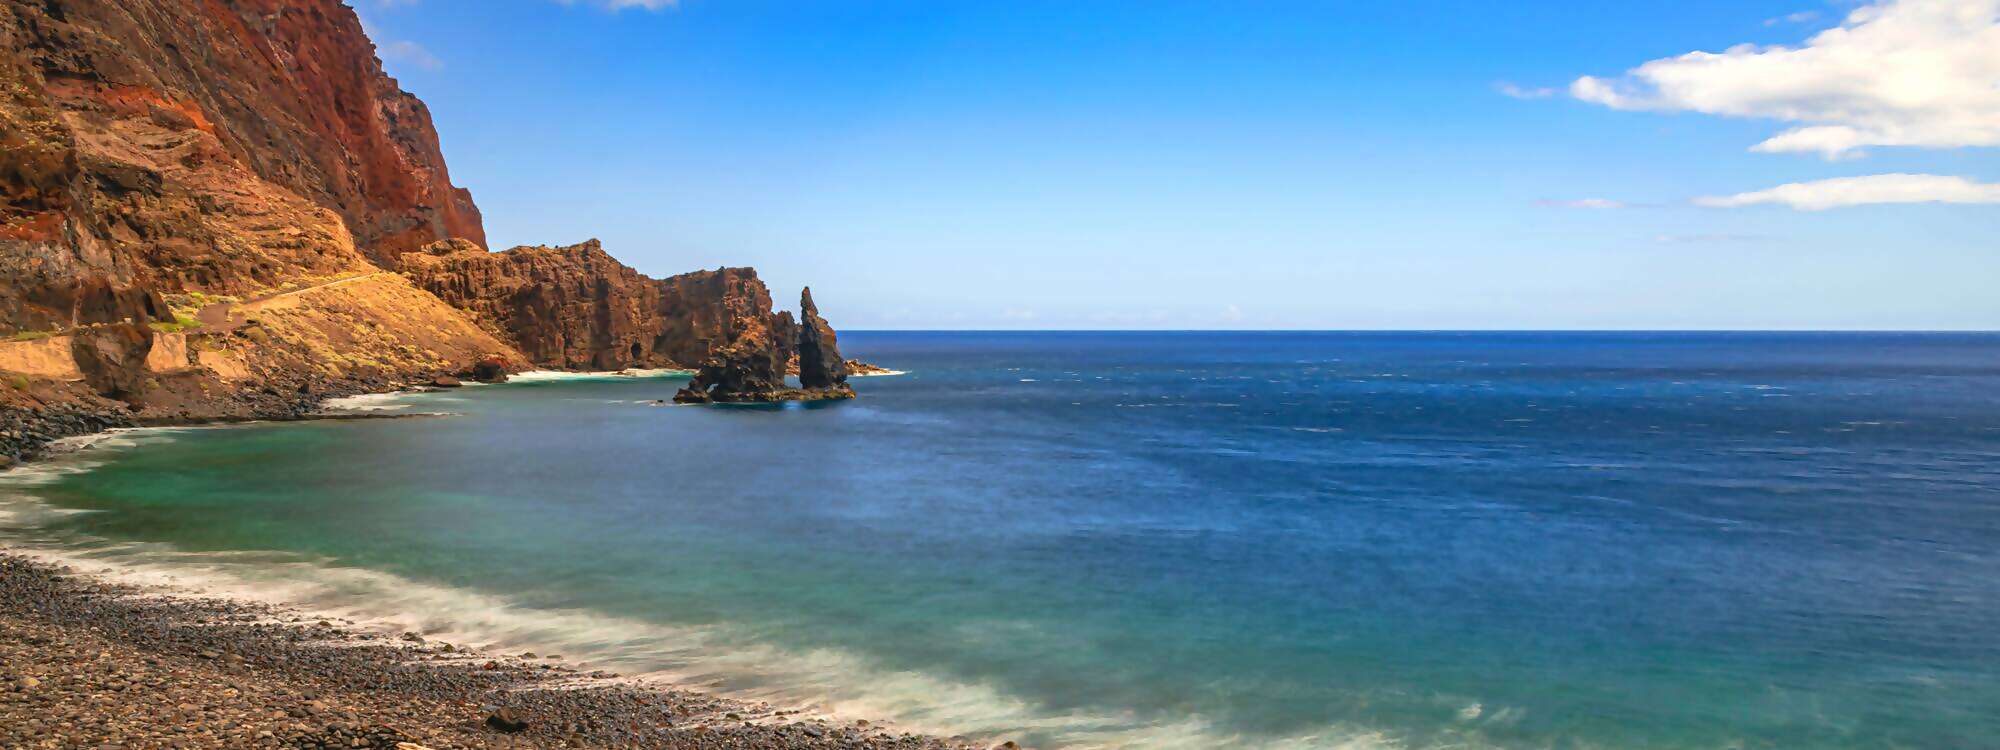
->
xmin=0 ymin=552 xmax=979 ymax=749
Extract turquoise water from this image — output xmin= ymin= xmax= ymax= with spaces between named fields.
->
xmin=4 ymin=332 xmax=2000 ymax=748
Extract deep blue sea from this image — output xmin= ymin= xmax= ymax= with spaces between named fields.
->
xmin=4 ymin=332 xmax=1999 ymax=748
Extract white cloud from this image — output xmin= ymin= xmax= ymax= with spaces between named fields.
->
xmin=1694 ymin=173 xmax=2000 ymax=210
xmin=1571 ymin=0 xmax=2000 ymax=158
xmin=1764 ymin=10 xmax=1822 ymax=26
xmin=377 ymin=40 xmax=442 ymax=71
xmin=1494 ymin=81 xmax=1556 ymax=100
xmin=556 ymin=0 xmax=678 ymax=10
xmin=1537 ymin=198 xmax=1628 ymax=209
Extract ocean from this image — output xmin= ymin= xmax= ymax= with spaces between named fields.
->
xmin=3 ymin=331 xmax=1998 ymax=749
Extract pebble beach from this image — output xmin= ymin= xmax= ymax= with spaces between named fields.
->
xmin=0 ymin=553 xmax=983 ymax=749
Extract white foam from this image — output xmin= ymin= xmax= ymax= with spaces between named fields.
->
xmin=851 ymin=370 xmax=908 ymax=377
xmin=321 ymin=392 xmax=415 ymax=412
xmin=509 ymin=369 xmax=693 ymax=383
xmin=0 ymin=438 xmax=1468 ymax=750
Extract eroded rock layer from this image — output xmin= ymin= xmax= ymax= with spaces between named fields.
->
xmin=0 ymin=0 xmax=862 ymax=454
xmin=403 ymin=239 xmax=801 ymax=373
xmin=0 ymin=0 xmax=519 ymax=442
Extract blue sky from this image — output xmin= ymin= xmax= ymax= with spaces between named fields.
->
xmin=355 ymin=0 xmax=1999 ymax=330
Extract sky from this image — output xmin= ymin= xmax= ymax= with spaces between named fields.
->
xmin=354 ymin=0 xmax=2000 ymax=330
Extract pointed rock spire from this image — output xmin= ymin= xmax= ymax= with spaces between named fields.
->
xmin=796 ymin=287 xmax=849 ymax=390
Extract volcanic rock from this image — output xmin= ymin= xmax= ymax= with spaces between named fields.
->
xmin=673 ymin=286 xmax=857 ymax=404
xmin=484 ymin=707 xmax=529 ymax=733
xmin=0 ymin=0 xmax=523 ymax=429
xmin=467 ymin=354 xmax=516 ymax=384
xmin=796 ymin=287 xmax=849 ymax=390
xmin=406 ymin=239 xmax=822 ymax=377
xmin=70 ymin=324 xmax=154 ymax=399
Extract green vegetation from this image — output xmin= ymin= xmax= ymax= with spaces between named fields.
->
xmin=148 ymin=312 xmax=202 ymax=334
xmin=8 ymin=330 xmax=56 ymax=342
xmin=5 ymin=374 xmax=28 ymax=390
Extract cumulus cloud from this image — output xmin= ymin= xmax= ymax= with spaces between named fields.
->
xmin=1694 ymin=173 xmax=2000 ymax=210
xmin=1571 ymin=0 xmax=2000 ymax=158
xmin=1536 ymin=198 xmax=1628 ymax=209
xmin=1494 ymin=81 xmax=1556 ymax=100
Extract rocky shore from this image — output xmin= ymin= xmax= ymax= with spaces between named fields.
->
xmin=0 ymin=553 xmax=985 ymax=749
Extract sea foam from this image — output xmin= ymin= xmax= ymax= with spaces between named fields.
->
xmin=0 ymin=440 xmax=1423 ymax=750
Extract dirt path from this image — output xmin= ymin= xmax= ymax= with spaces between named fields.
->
xmin=194 ymin=272 xmax=386 ymax=332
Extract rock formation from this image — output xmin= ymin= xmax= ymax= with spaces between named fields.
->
xmin=0 ymin=0 xmax=519 ymax=419
xmin=402 ymin=239 xmax=800 ymax=373
xmin=0 ymin=0 xmax=867 ymax=450
xmin=674 ymin=287 xmax=854 ymax=404
xmin=796 ymin=288 xmax=849 ymax=390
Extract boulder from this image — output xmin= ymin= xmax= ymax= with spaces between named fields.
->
xmin=468 ymin=355 xmax=514 ymax=383
xmin=70 ymin=324 xmax=153 ymax=399
xmin=484 ymin=707 xmax=529 ymax=733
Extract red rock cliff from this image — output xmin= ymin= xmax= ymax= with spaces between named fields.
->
xmin=403 ymin=239 xmax=797 ymax=373
xmin=8 ymin=0 xmax=482 ymax=267
xmin=0 ymin=0 xmax=515 ymax=414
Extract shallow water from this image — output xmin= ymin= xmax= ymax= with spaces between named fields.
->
xmin=5 ymin=332 xmax=2000 ymax=748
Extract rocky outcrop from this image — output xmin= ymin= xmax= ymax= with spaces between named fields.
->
xmin=0 ymin=0 xmax=515 ymax=411
xmin=674 ymin=286 xmax=854 ymax=404
xmin=0 ymin=0 xmax=869 ymax=419
xmin=1 ymin=0 xmax=486 ymax=335
xmin=796 ymin=287 xmax=849 ymax=390
xmin=405 ymin=239 xmax=839 ymax=384
xmin=3 ymin=0 xmax=482 ymax=269
xmin=68 ymin=323 xmax=151 ymax=398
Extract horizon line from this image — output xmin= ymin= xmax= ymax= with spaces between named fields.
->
xmin=841 ymin=328 xmax=2000 ymax=334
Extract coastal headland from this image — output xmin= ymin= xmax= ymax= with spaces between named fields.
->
xmin=0 ymin=0 xmax=865 ymax=469
xmin=0 ymin=1 xmax=940 ymax=747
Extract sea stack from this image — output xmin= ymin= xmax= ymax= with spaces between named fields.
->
xmin=674 ymin=286 xmax=856 ymax=403
xmin=797 ymin=287 xmax=850 ymax=390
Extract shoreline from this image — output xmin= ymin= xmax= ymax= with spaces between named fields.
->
xmin=0 ymin=552 xmax=975 ymax=749
xmin=0 ymin=372 xmax=986 ymax=750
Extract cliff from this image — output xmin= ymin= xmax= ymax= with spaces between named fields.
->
xmin=403 ymin=239 xmax=783 ymax=373
xmin=4 ymin=0 xmax=482 ymax=271
xmin=0 ymin=0 xmax=863 ymax=464
xmin=0 ymin=0 xmax=523 ymax=449
xmin=404 ymin=238 xmax=857 ymax=402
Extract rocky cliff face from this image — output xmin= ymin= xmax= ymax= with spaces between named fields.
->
xmin=795 ymin=287 xmax=849 ymax=390
xmin=4 ymin=0 xmax=482 ymax=269
xmin=403 ymin=237 xmax=859 ymax=402
xmin=0 ymin=0 xmax=863 ymax=447
xmin=1 ymin=0 xmax=488 ymax=334
xmin=0 ymin=0 xmax=515 ymax=430
xmin=403 ymin=239 xmax=799 ymax=373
